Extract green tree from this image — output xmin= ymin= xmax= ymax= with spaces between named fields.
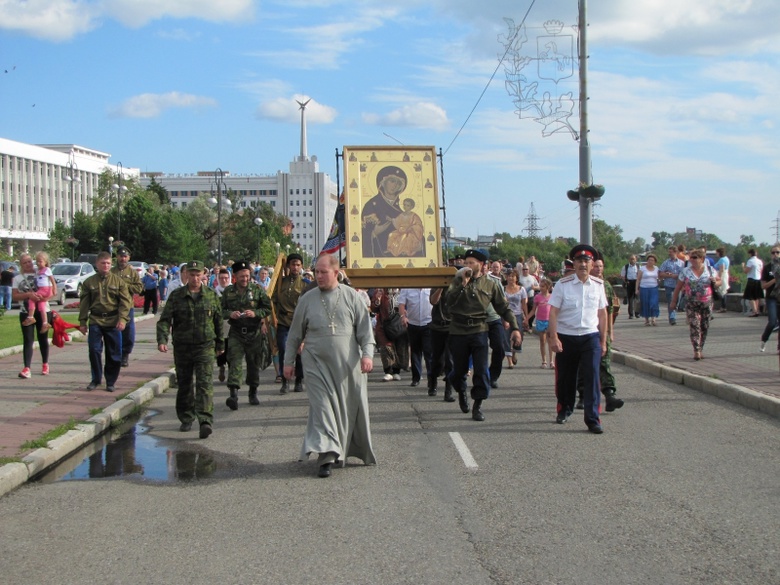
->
xmin=146 ymin=177 xmax=170 ymax=205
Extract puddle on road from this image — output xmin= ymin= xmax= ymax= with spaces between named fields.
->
xmin=36 ymin=410 xmax=264 ymax=484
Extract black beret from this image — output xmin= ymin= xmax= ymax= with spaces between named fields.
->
xmin=232 ymin=261 xmax=251 ymax=273
xmin=464 ymin=249 xmax=488 ymax=263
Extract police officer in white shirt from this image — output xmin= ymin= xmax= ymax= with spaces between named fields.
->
xmin=548 ymin=244 xmax=609 ymax=434
xmin=621 ymin=255 xmax=640 ymax=318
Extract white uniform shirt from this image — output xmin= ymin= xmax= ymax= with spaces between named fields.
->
xmin=397 ymin=288 xmax=432 ymax=326
xmin=548 ymin=275 xmax=607 ymax=336
xmin=621 ymin=263 xmax=639 ymax=281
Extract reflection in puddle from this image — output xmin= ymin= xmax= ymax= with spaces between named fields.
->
xmin=36 ymin=410 xmax=263 ymax=484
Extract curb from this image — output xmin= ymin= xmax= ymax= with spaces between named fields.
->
xmin=0 ymin=369 xmax=175 ymax=498
xmin=612 ymin=351 xmax=780 ymax=419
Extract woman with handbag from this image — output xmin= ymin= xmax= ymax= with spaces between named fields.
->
xmin=670 ymin=250 xmax=721 ymax=360
xmin=371 ymin=288 xmax=410 ymax=381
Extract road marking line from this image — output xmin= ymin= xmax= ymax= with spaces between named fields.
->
xmin=449 ymin=432 xmax=478 ymax=470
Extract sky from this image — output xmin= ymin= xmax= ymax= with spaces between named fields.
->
xmin=1 ymin=0 xmax=779 ymax=247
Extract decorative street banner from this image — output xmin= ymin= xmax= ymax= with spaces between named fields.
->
xmin=343 ymin=146 xmax=442 ymax=270
xmin=500 ymin=18 xmax=580 ymax=139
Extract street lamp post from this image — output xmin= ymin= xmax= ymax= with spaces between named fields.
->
xmin=208 ymin=168 xmax=226 ymax=265
xmin=64 ymin=155 xmax=81 ymax=260
xmin=108 ymin=236 xmax=114 ymax=256
xmin=112 ymin=162 xmax=128 ymax=243
xmin=254 ymin=217 xmax=263 ymax=265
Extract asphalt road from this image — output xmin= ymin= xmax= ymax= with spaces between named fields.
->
xmin=0 ymin=362 xmax=778 ymax=585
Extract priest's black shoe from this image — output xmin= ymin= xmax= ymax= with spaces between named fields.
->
xmin=318 ymin=463 xmax=332 ymax=478
xmin=458 ymin=390 xmax=470 ymax=413
xmin=472 ymin=399 xmax=485 ymax=421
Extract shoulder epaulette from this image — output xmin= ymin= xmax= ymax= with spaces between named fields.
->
xmin=559 ymin=275 xmax=576 ymax=283
xmin=590 ymin=276 xmax=604 ymax=284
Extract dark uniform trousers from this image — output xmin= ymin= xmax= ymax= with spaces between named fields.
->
xmin=276 ymin=324 xmax=303 ymax=382
xmin=576 ymin=337 xmax=616 ymax=397
xmin=428 ymin=327 xmax=453 ymax=387
xmin=88 ymin=324 xmax=123 ymax=386
xmin=487 ymin=318 xmax=506 ymax=382
xmin=555 ymin=332 xmax=601 ymax=425
xmin=448 ymin=331 xmax=491 ymax=400
xmin=121 ymin=308 xmax=136 ymax=359
xmin=626 ymin=280 xmax=638 ymax=316
xmin=174 ymin=342 xmax=215 ymax=425
xmin=407 ymin=323 xmax=433 ymax=384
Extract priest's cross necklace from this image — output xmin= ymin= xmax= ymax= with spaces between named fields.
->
xmin=321 ymin=287 xmax=342 ymax=334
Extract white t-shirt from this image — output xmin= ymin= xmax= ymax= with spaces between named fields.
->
xmin=13 ymin=273 xmax=51 ymax=315
xmin=746 ymin=256 xmax=763 ymax=280
xmin=639 ymin=266 xmax=659 ymax=288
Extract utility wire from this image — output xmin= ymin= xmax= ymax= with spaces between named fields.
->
xmin=443 ymin=0 xmax=538 ymax=156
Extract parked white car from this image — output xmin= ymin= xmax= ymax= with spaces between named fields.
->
xmin=128 ymin=261 xmax=149 ymax=277
xmin=51 ymin=262 xmax=96 ymax=304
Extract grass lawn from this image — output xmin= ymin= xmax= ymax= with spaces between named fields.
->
xmin=0 ymin=309 xmax=82 ymax=351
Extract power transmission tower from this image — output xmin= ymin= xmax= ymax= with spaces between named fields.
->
xmin=522 ymin=202 xmax=543 ymax=238
xmin=772 ymin=211 xmax=780 ymax=244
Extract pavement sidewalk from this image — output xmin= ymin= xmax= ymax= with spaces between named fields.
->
xmin=0 ymin=305 xmax=778 ymax=497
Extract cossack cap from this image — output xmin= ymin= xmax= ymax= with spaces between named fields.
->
xmin=464 ymin=249 xmax=488 ymax=263
xmin=569 ymin=244 xmax=598 ymax=261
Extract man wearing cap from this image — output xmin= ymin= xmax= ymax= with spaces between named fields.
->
xmin=221 ymin=260 xmax=272 ymax=409
xmin=157 ymin=260 xmax=224 ymax=439
xmin=78 ymin=251 xmax=133 ymax=392
xmin=548 ymin=244 xmax=609 ymax=434
xmin=361 ymin=165 xmax=406 ymax=257
xmin=111 ymin=246 xmax=143 ymax=367
xmin=446 ymin=249 xmax=522 ymax=422
xmin=272 ymin=253 xmax=305 ymax=393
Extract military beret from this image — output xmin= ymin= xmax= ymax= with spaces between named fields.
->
xmin=286 ymin=253 xmax=303 ymax=264
xmin=231 ymin=260 xmax=251 ymax=273
xmin=569 ymin=244 xmax=598 ymax=261
xmin=464 ymin=249 xmax=488 ymax=263
xmin=116 ymin=246 xmax=131 ymax=256
xmin=376 ymin=165 xmax=407 ymax=188
xmin=186 ymin=260 xmax=205 ymax=272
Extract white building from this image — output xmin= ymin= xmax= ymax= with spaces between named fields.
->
xmin=0 ymin=138 xmax=138 ymax=256
xmin=139 ymin=102 xmax=338 ymax=257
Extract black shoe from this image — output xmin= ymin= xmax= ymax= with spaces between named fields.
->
xmin=226 ymin=388 xmax=239 ymax=411
xmin=635 ymin=313 xmax=640 ymax=318
xmin=458 ymin=391 xmax=471 ymax=413
xmin=179 ymin=421 xmax=192 ymax=432
xmin=199 ymin=423 xmax=213 ymax=439
xmin=472 ymin=399 xmax=485 ymax=421
xmin=318 ymin=463 xmax=332 ymax=478
xmin=105 ymin=385 xmax=115 ymax=393
xmin=605 ymin=395 xmax=624 ymax=412
xmin=410 ymin=380 xmax=420 ymax=387
xmin=248 ymin=388 xmax=260 ymax=406
xmin=628 ymin=315 xmax=633 ymax=319
xmin=121 ymin=356 xmax=129 ymax=367
xmin=280 ymin=380 xmax=289 ymax=394
xmin=86 ymin=382 xmax=98 ymax=391
xmin=427 ymin=383 xmax=437 ymax=396
xmin=490 ymin=380 xmax=498 ymax=389
xmin=575 ymin=398 xmax=584 ymax=410
xmin=587 ymin=423 xmax=604 ymax=434
xmin=556 ymin=411 xmax=572 ymax=424
xmin=443 ymin=387 xmax=455 ymax=402
xmin=294 ymin=381 xmax=304 ymax=392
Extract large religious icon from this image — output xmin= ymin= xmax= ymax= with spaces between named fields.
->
xmin=344 ymin=146 xmax=442 ymax=270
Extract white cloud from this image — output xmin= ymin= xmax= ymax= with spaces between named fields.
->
xmin=109 ymin=92 xmax=218 ymax=118
xmin=0 ymin=0 xmax=253 ymax=41
xmin=255 ymin=95 xmax=337 ymax=124
xmin=362 ymin=102 xmax=450 ymax=131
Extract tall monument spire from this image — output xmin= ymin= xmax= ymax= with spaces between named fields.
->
xmin=296 ymin=98 xmax=311 ymax=161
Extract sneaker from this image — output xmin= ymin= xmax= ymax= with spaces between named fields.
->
xmin=760 ymin=342 xmax=767 ymax=353
xmin=392 ymin=373 xmax=401 ymax=381
xmin=383 ymin=373 xmax=393 ymax=381
xmin=41 ymin=364 xmax=50 ymax=375
xmin=18 ymin=367 xmax=31 ymax=379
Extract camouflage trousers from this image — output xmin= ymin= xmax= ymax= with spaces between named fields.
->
xmin=174 ymin=343 xmax=215 ymax=425
xmin=226 ymin=328 xmax=271 ymax=390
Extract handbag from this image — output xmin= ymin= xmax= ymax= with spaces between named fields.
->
xmin=709 ymin=267 xmax=722 ymax=301
xmin=382 ymin=311 xmax=405 ymax=341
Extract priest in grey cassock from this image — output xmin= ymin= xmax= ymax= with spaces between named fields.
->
xmin=284 ymin=253 xmax=377 ymax=478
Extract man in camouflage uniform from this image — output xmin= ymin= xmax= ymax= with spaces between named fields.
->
xmin=111 ymin=246 xmax=143 ymax=367
xmin=576 ymin=254 xmax=625 ymax=412
xmin=157 ymin=260 xmax=224 ymax=439
xmin=79 ymin=251 xmax=133 ymax=392
xmin=271 ymin=253 xmax=305 ymax=393
xmin=221 ymin=260 xmax=272 ymax=410
xmin=446 ymin=249 xmax=521 ymax=422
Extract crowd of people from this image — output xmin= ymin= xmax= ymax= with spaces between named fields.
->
xmin=7 ymin=241 xmax=780 ymax=477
